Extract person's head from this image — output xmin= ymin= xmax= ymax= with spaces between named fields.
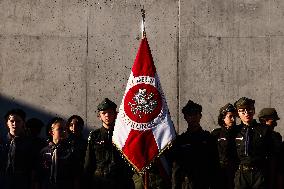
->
xmin=26 ymin=118 xmax=44 ymax=137
xmin=182 ymin=100 xmax=202 ymax=128
xmin=258 ymin=108 xmax=280 ymax=128
xmin=47 ymin=117 xmax=66 ymax=143
xmin=4 ymin=109 xmax=26 ymax=137
xmin=218 ymin=103 xmax=236 ymax=128
xmin=66 ymin=115 xmax=84 ymax=136
xmin=97 ymin=98 xmax=117 ymax=129
xmin=234 ymin=97 xmax=255 ymax=125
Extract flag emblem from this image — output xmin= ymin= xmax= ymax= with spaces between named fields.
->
xmin=125 ymin=83 xmax=162 ymax=125
xmin=113 ymin=38 xmax=176 ymax=173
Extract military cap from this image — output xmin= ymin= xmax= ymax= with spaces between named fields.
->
xmin=182 ymin=100 xmax=202 ymax=115
xmin=258 ymin=108 xmax=280 ymax=120
xmin=219 ymin=103 xmax=236 ymax=115
xmin=234 ymin=97 xmax=255 ymax=109
xmin=97 ymin=98 xmax=117 ymax=111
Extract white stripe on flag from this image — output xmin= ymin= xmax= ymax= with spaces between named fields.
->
xmin=152 ymin=113 xmax=175 ymax=150
xmin=113 ymin=110 xmax=132 ymax=149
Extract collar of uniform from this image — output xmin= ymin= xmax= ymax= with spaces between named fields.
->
xmin=100 ymin=126 xmax=113 ymax=134
xmin=241 ymin=119 xmax=258 ymax=128
xmin=186 ymin=125 xmax=203 ymax=134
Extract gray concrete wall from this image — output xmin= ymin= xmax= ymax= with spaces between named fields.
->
xmin=0 ymin=0 xmax=283 ymax=138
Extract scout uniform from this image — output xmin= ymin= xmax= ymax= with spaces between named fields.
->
xmin=233 ymin=97 xmax=273 ymax=189
xmin=84 ymin=98 xmax=133 ymax=189
xmin=258 ymin=108 xmax=282 ymax=189
xmin=38 ymin=139 xmax=78 ymax=189
xmin=172 ymin=100 xmax=220 ymax=189
xmin=211 ymin=103 xmax=238 ymax=189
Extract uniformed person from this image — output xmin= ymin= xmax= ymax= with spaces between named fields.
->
xmin=66 ymin=115 xmax=87 ymax=187
xmin=26 ymin=118 xmax=47 ymax=154
xmin=233 ymin=97 xmax=273 ymax=189
xmin=84 ymin=98 xmax=134 ymax=189
xmin=172 ymin=100 xmax=220 ymax=189
xmin=211 ymin=103 xmax=238 ymax=189
xmin=258 ymin=108 xmax=282 ymax=189
xmin=37 ymin=117 xmax=79 ymax=189
xmin=132 ymin=155 xmax=172 ymax=189
xmin=1 ymin=109 xmax=37 ymax=189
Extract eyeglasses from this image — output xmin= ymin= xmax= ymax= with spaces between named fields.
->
xmin=238 ymin=109 xmax=254 ymax=114
xmin=221 ymin=104 xmax=236 ymax=114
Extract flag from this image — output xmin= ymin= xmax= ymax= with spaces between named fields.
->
xmin=113 ymin=37 xmax=176 ymax=173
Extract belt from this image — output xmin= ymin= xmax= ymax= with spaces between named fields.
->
xmin=238 ymin=164 xmax=258 ymax=171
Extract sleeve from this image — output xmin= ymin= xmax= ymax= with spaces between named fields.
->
xmin=83 ymin=131 xmax=96 ymax=178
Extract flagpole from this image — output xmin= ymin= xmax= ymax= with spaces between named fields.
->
xmin=141 ymin=8 xmax=149 ymax=189
xmin=144 ymin=170 xmax=149 ymax=189
xmin=141 ymin=8 xmax=146 ymax=39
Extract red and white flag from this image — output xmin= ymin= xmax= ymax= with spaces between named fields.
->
xmin=113 ymin=37 xmax=176 ymax=173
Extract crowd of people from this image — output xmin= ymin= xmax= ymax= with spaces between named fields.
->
xmin=0 ymin=96 xmax=283 ymax=189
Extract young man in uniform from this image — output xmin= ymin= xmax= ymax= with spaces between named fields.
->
xmin=211 ymin=103 xmax=238 ymax=189
xmin=258 ymin=108 xmax=282 ymax=189
xmin=233 ymin=97 xmax=273 ymax=189
xmin=172 ymin=100 xmax=220 ymax=189
xmin=84 ymin=98 xmax=133 ymax=189
xmin=36 ymin=117 xmax=80 ymax=189
xmin=1 ymin=109 xmax=37 ymax=189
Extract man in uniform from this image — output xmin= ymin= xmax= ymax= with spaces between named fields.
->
xmin=211 ymin=103 xmax=238 ymax=189
xmin=84 ymin=98 xmax=134 ymax=189
xmin=258 ymin=108 xmax=282 ymax=189
xmin=172 ymin=100 xmax=220 ymax=189
xmin=1 ymin=109 xmax=37 ymax=189
xmin=36 ymin=117 xmax=80 ymax=189
xmin=233 ymin=97 xmax=273 ymax=189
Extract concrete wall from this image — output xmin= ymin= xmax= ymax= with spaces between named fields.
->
xmin=0 ymin=0 xmax=283 ymax=138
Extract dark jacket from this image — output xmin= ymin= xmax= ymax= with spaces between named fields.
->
xmin=84 ymin=126 xmax=133 ymax=189
xmin=234 ymin=120 xmax=272 ymax=167
xmin=1 ymin=134 xmax=37 ymax=189
xmin=37 ymin=140 xmax=78 ymax=189
xmin=172 ymin=126 xmax=220 ymax=189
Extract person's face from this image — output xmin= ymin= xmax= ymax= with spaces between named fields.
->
xmin=238 ymin=107 xmax=255 ymax=125
xmin=6 ymin=114 xmax=25 ymax=137
xmin=223 ymin=112 xmax=236 ymax=128
xmin=69 ymin=118 xmax=81 ymax=135
xmin=99 ymin=109 xmax=117 ymax=128
xmin=184 ymin=112 xmax=201 ymax=126
xmin=265 ymin=118 xmax=277 ymax=127
xmin=51 ymin=122 xmax=65 ymax=141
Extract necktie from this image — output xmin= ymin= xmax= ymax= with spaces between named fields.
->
xmin=6 ymin=138 xmax=16 ymax=173
xmin=50 ymin=146 xmax=58 ymax=184
xmin=244 ymin=127 xmax=250 ymax=156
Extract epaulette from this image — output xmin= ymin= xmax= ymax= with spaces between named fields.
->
xmin=88 ymin=130 xmax=95 ymax=142
xmin=87 ymin=129 xmax=101 ymax=142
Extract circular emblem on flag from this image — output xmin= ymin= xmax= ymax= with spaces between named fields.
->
xmin=124 ymin=83 xmax=162 ymax=123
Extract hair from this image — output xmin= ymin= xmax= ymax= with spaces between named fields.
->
xmin=4 ymin=109 xmax=26 ymax=122
xmin=217 ymin=105 xmax=236 ymax=127
xmin=66 ymin=115 xmax=84 ymax=133
xmin=46 ymin=117 xmax=65 ymax=141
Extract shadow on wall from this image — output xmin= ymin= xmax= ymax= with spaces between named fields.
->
xmin=0 ymin=94 xmax=90 ymax=140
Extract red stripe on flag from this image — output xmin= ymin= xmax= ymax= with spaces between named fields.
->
xmin=122 ymin=129 xmax=159 ymax=171
xmin=132 ymin=38 xmax=156 ymax=77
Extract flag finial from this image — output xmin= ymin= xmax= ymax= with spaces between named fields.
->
xmin=141 ymin=8 xmax=146 ymax=38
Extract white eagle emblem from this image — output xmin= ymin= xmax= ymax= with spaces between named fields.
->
xmin=128 ymin=88 xmax=158 ymax=118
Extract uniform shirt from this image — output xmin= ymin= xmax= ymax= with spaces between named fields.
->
xmin=84 ymin=126 xmax=133 ymax=189
xmin=1 ymin=134 xmax=37 ymax=189
xmin=234 ymin=120 xmax=272 ymax=167
xmin=37 ymin=140 xmax=77 ymax=189
xmin=66 ymin=133 xmax=87 ymax=175
xmin=211 ymin=127 xmax=238 ymax=167
xmin=172 ymin=126 xmax=220 ymax=189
